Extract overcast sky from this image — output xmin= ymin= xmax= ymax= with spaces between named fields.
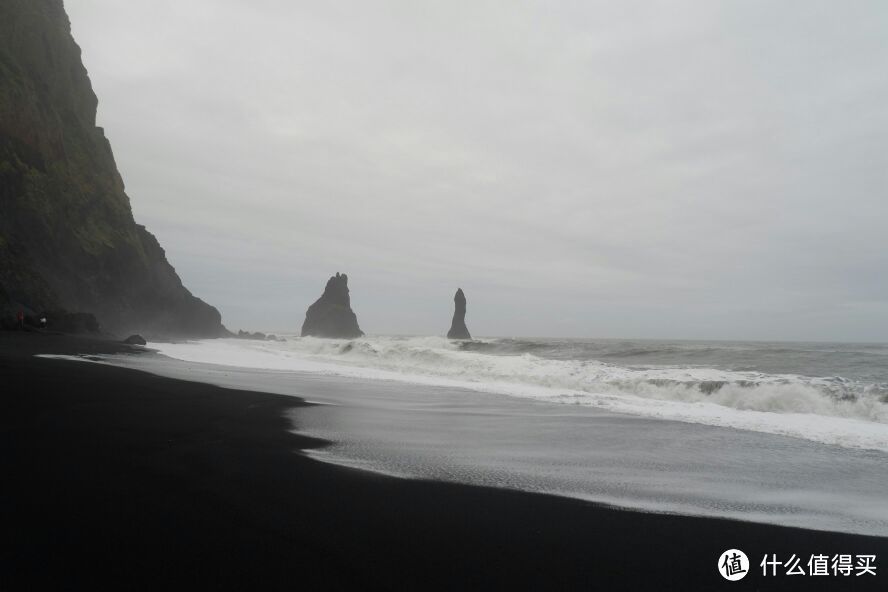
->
xmin=66 ymin=1 xmax=887 ymax=340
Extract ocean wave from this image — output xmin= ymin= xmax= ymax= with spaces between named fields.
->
xmin=150 ymin=335 xmax=888 ymax=451
xmin=257 ymin=335 xmax=888 ymax=420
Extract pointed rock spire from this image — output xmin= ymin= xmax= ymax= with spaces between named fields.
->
xmin=447 ymin=288 xmax=471 ymax=340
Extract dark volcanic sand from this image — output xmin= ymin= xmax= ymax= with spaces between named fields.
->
xmin=1 ymin=332 xmax=885 ymax=591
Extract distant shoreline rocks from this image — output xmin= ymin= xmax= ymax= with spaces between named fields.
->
xmin=301 ymin=273 xmax=363 ymax=339
xmin=447 ymin=288 xmax=471 ymax=340
xmin=235 ymin=330 xmax=285 ymax=342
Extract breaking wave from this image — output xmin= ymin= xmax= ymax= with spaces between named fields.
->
xmin=151 ymin=335 xmax=888 ymax=451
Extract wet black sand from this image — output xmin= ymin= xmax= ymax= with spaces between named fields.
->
xmin=1 ymin=332 xmax=885 ymax=590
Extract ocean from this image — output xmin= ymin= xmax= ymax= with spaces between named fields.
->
xmin=100 ymin=335 xmax=888 ymax=536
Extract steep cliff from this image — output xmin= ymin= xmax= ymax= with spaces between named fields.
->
xmin=0 ymin=0 xmax=225 ymax=336
xmin=301 ymin=273 xmax=363 ymax=338
xmin=446 ymin=288 xmax=471 ymax=340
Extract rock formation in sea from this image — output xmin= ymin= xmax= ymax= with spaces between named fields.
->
xmin=0 ymin=0 xmax=226 ymax=337
xmin=301 ymin=273 xmax=364 ymax=338
xmin=447 ymin=288 xmax=471 ymax=340
xmin=123 ymin=334 xmax=147 ymax=346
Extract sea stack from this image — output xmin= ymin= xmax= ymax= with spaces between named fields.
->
xmin=301 ymin=273 xmax=364 ymax=338
xmin=447 ymin=288 xmax=471 ymax=340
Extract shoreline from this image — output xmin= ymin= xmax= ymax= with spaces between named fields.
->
xmin=2 ymin=332 xmax=886 ymax=590
xmin=146 ymin=335 xmax=888 ymax=455
xmin=114 ymin=340 xmax=888 ymax=538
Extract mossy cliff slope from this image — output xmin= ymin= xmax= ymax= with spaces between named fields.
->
xmin=0 ymin=0 xmax=225 ymax=336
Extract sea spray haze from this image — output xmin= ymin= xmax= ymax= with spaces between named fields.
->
xmin=0 ymin=0 xmax=224 ymax=337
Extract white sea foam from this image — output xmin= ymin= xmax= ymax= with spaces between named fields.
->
xmin=150 ymin=336 xmax=888 ymax=452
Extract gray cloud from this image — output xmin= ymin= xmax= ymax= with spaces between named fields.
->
xmin=66 ymin=0 xmax=888 ymax=340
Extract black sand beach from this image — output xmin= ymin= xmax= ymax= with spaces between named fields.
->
xmin=1 ymin=332 xmax=885 ymax=591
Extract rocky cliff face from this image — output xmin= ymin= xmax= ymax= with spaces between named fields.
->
xmin=301 ymin=273 xmax=363 ymax=338
xmin=0 ymin=0 xmax=225 ymax=337
xmin=447 ymin=288 xmax=471 ymax=340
